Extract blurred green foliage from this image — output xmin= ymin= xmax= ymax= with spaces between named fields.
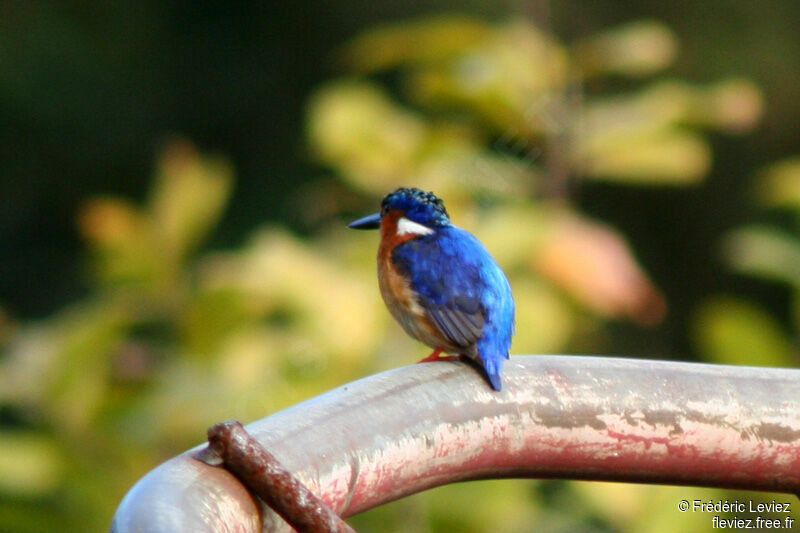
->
xmin=0 ymin=12 xmax=797 ymax=533
xmin=692 ymin=155 xmax=800 ymax=370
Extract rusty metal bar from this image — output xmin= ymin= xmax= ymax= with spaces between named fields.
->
xmin=110 ymin=356 xmax=800 ymax=532
xmin=197 ymin=420 xmax=357 ymax=533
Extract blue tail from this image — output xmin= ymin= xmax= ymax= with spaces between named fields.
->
xmin=481 ymin=356 xmax=504 ymax=391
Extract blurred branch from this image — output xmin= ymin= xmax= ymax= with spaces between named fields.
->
xmin=111 ymin=356 xmax=800 ymax=532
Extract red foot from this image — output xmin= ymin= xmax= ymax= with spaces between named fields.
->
xmin=417 ymin=347 xmax=460 ymax=363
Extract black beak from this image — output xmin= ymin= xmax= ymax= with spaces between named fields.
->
xmin=347 ymin=212 xmax=381 ymax=230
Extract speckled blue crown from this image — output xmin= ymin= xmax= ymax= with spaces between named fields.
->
xmin=382 ymin=187 xmax=450 ymax=227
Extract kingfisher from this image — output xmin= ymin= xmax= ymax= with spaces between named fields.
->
xmin=348 ymin=187 xmax=515 ymax=391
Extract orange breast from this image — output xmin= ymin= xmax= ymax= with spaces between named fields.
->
xmin=377 ymin=211 xmax=422 ymax=324
xmin=376 ymin=210 xmax=458 ymax=352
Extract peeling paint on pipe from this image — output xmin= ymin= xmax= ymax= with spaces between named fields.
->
xmin=111 ymin=356 xmax=800 ymax=532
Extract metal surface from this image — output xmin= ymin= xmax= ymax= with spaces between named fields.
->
xmin=198 ymin=420 xmax=356 ymax=533
xmin=111 ymin=356 xmax=800 ymax=532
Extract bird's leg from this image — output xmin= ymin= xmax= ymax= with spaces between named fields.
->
xmin=417 ymin=347 xmax=460 ymax=363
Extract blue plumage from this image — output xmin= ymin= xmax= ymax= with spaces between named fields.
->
xmin=348 ymin=187 xmax=515 ymax=391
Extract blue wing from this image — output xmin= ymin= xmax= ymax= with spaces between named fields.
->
xmin=392 ymin=226 xmax=514 ymax=361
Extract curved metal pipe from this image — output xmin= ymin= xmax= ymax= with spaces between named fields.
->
xmin=111 ymin=356 xmax=800 ymax=532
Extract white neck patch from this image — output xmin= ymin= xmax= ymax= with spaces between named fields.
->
xmin=397 ymin=217 xmax=434 ymax=236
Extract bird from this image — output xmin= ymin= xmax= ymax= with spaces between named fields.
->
xmin=348 ymin=187 xmax=515 ymax=391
